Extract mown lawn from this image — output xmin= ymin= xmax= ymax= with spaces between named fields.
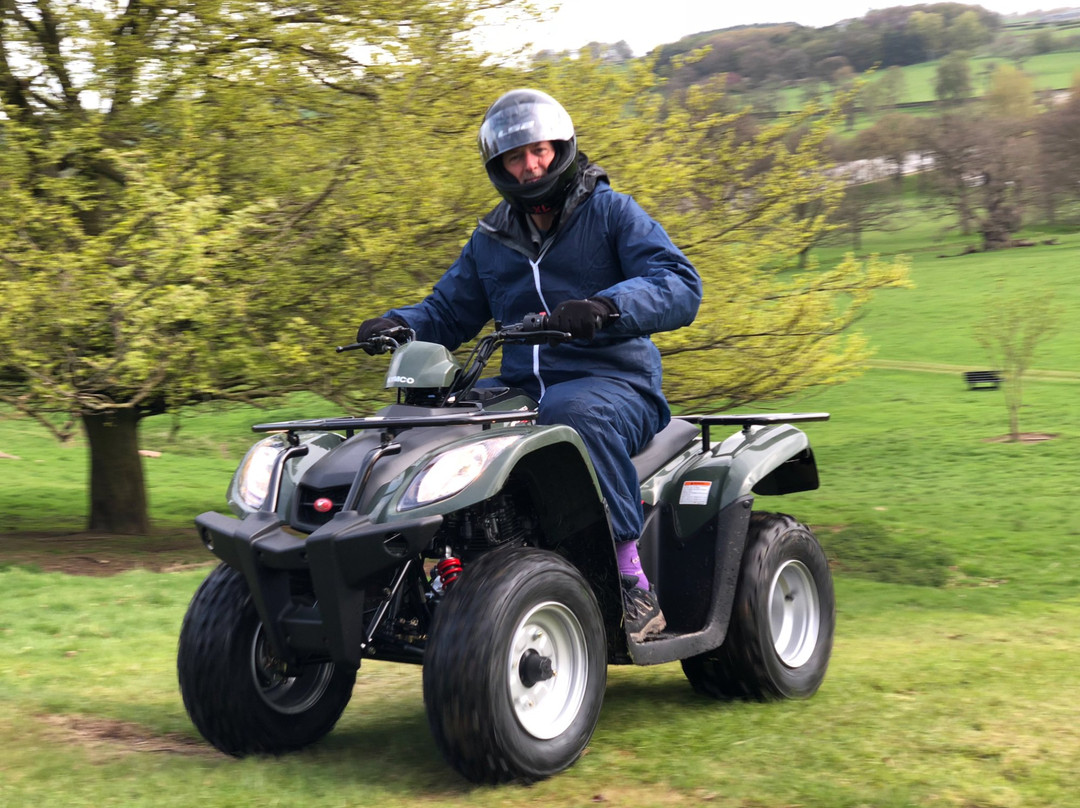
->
xmin=3 ymin=206 xmax=1080 ymax=806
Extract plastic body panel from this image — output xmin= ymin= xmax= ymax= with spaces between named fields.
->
xmin=385 ymin=341 xmax=461 ymax=389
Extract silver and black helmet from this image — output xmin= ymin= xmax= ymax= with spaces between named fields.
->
xmin=478 ymin=89 xmax=579 ymax=215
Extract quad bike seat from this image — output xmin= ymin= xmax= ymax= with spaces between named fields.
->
xmin=632 ymin=418 xmax=700 ymax=482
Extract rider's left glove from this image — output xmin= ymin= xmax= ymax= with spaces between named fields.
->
xmin=548 ymin=298 xmax=618 ymax=341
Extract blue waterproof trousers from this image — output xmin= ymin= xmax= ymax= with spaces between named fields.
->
xmin=535 ymin=376 xmax=666 ymax=544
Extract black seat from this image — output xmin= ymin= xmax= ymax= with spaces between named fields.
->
xmin=632 ymin=419 xmax=701 ymax=482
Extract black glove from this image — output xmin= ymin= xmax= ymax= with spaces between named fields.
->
xmin=548 ymin=298 xmax=617 ymax=340
xmin=356 ymin=315 xmax=406 ymax=344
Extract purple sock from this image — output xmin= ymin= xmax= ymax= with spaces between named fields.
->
xmin=616 ymin=541 xmax=650 ymax=591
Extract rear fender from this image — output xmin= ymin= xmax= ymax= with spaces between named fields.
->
xmin=720 ymin=423 xmax=819 ymax=507
xmin=660 ymin=423 xmax=818 ymax=534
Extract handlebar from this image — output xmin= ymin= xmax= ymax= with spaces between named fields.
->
xmin=338 ymin=311 xmax=619 ymax=355
xmin=504 ymin=310 xmax=619 ymax=342
xmin=336 ymin=326 xmax=414 ymax=355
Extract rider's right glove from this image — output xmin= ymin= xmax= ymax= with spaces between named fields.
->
xmin=356 ymin=316 xmax=407 ymax=344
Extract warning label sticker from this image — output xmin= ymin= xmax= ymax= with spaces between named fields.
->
xmin=679 ymin=480 xmax=712 ymax=506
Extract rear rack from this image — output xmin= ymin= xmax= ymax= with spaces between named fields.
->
xmin=675 ymin=412 xmax=830 ymax=453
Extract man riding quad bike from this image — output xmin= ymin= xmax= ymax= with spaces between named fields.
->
xmin=177 ymin=88 xmax=835 ymax=783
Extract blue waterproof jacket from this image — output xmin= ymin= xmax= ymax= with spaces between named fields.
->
xmin=388 ymin=162 xmax=702 ymax=420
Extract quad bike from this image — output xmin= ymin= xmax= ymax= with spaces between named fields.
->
xmin=177 ymin=316 xmax=835 ymax=783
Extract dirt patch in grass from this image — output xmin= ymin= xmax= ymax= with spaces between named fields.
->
xmin=0 ymin=530 xmax=214 ymax=576
xmin=983 ymin=432 xmax=1059 ymax=443
xmin=37 ymin=713 xmax=218 ymax=758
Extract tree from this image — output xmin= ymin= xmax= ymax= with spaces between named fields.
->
xmin=921 ymin=112 xmax=1035 ymax=249
xmin=985 ymin=63 xmax=1036 ymax=120
xmin=1034 ymin=74 xmax=1080 ymax=222
xmin=921 ymin=112 xmax=979 ymax=235
xmin=973 ymin=282 xmax=1061 ymax=442
xmin=945 ymin=10 xmax=988 ymax=52
xmin=831 ymin=181 xmax=907 ymax=253
xmin=908 ymin=11 xmax=946 ymax=60
xmin=1 ymin=6 xmax=910 ymax=532
xmin=854 ymin=112 xmax=926 ymax=185
xmin=935 ymin=52 xmax=973 ymax=106
xmin=864 ymin=65 xmax=907 ymax=111
xmin=0 ymin=0 xmax=520 ymax=533
xmin=530 ymin=69 xmax=910 ymax=408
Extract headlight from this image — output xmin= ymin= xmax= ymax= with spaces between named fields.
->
xmin=399 ymin=435 xmax=520 ymax=510
xmin=236 ymin=436 xmax=288 ymax=510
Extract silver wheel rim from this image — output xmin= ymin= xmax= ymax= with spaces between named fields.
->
xmin=768 ymin=559 xmax=820 ymax=668
xmin=507 ymin=601 xmax=589 ymax=740
xmin=250 ymin=625 xmax=334 ymax=714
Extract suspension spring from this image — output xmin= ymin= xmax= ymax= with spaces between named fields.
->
xmin=434 ymin=556 xmax=464 ymax=590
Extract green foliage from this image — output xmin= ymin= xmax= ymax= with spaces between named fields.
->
xmin=935 ymin=50 xmax=974 ymax=102
xmin=2 ymin=1 xmax=908 ymax=531
xmin=984 ymin=62 xmax=1037 ymax=119
xmin=0 ymin=0 xmax=528 ymax=528
xmin=654 ymin=3 xmax=1001 ymax=84
xmin=0 ymin=0 xmax=507 ymax=421
xmin=517 ymin=62 xmax=910 ymax=407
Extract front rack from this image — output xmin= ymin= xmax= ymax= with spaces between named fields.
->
xmin=252 ymin=410 xmax=539 ymax=436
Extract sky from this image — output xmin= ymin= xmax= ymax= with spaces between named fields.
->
xmin=475 ymin=1 xmax=1045 ymax=57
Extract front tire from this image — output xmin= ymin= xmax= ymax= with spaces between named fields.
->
xmin=423 ymin=547 xmax=607 ymax=783
xmin=177 ymin=564 xmax=356 ymax=756
xmin=682 ymin=512 xmax=835 ymax=700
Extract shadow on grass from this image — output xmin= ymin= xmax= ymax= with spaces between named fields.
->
xmin=821 ymin=521 xmax=954 ymax=587
xmin=311 ymin=709 xmax=467 ymax=792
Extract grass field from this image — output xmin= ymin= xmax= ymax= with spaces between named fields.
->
xmin=773 ymin=42 xmax=1080 ymax=119
xmin=3 ymin=209 xmax=1080 ymax=805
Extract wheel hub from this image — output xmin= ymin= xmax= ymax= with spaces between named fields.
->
xmin=250 ymin=626 xmax=335 ymax=714
xmin=507 ymin=601 xmax=589 ymax=740
xmin=768 ymin=559 xmax=820 ymax=668
xmin=518 ymin=648 xmax=556 ymax=687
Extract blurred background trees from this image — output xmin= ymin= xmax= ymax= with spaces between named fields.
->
xmin=27 ymin=2 xmax=1080 ymax=530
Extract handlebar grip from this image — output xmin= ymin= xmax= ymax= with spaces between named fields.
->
xmin=521 ymin=313 xmax=549 ymax=332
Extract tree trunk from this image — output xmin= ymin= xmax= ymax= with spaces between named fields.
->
xmin=82 ymin=409 xmax=150 ymax=534
xmin=797 ymin=245 xmax=810 ymax=270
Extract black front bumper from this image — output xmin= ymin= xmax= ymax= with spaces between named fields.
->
xmin=195 ymin=509 xmax=443 ymax=667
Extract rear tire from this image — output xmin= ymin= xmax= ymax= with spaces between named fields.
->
xmin=682 ymin=512 xmax=834 ymax=700
xmin=423 ymin=547 xmax=607 ymax=783
xmin=177 ymin=564 xmax=356 ymax=755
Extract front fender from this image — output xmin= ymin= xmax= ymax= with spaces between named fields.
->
xmin=371 ymin=424 xmax=603 ymax=522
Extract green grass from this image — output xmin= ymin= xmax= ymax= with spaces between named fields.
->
xmin=2 ymin=569 xmax=1078 ymax=807
xmin=0 ymin=393 xmax=342 ymax=532
xmin=816 ymin=228 xmax=1080 ymax=372
xmin=4 ymin=207 xmax=1080 ymax=804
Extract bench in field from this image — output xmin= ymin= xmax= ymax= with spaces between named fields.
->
xmin=963 ymin=370 xmax=1002 ymax=390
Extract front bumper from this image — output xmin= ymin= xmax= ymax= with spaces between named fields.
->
xmin=195 ymin=509 xmax=443 ymax=667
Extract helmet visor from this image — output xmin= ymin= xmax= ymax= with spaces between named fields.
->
xmin=478 ymin=92 xmax=575 ymax=165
